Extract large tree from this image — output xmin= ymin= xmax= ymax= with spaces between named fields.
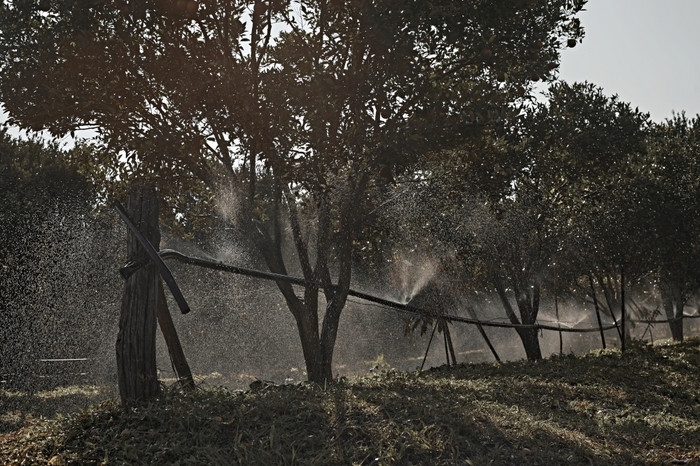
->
xmin=0 ymin=0 xmax=585 ymax=382
xmin=510 ymin=81 xmax=650 ymax=349
xmin=644 ymin=114 xmax=700 ymax=341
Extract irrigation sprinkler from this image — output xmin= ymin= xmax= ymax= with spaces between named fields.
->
xmin=122 ymin=248 xmax=623 ymax=335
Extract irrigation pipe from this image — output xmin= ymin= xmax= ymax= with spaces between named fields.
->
xmin=138 ymin=249 xmax=631 ymax=334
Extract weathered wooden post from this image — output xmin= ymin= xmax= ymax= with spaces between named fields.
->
xmin=116 ymin=185 xmax=160 ymax=404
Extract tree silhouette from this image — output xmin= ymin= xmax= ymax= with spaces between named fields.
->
xmin=0 ymin=0 xmax=586 ymax=382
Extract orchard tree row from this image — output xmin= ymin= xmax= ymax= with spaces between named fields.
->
xmin=2 ymin=0 xmax=696 ymax=383
xmin=374 ymin=82 xmax=699 ymax=360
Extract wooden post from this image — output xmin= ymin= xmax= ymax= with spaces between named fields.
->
xmin=442 ymin=321 xmax=457 ymax=366
xmin=588 ymin=275 xmax=607 ymax=349
xmin=554 ymin=265 xmax=563 ymax=356
xmin=420 ymin=322 xmax=438 ymax=372
xmin=116 ymin=185 xmax=161 ymax=404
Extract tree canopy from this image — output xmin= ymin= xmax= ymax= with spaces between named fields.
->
xmin=0 ymin=0 xmax=587 ymax=381
xmin=383 ymin=80 xmax=699 ymax=357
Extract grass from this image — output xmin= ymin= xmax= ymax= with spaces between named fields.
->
xmin=1 ymin=338 xmax=698 ymax=465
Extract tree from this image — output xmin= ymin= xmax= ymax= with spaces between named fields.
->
xmin=395 ymin=82 xmax=651 ymax=359
xmin=644 ymin=114 xmax=700 ymax=341
xmin=393 ymin=134 xmax=555 ymax=361
xmin=513 ymin=82 xmax=651 ymax=347
xmin=0 ymin=130 xmax=94 ymax=274
xmin=532 ymin=88 xmax=700 ymax=344
xmin=0 ymin=0 xmax=586 ymax=383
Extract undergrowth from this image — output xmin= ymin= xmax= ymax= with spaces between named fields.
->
xmin=1 ymin=338 xmax=698 ymax=465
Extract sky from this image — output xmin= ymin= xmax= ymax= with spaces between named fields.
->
xmin=556 ymin=0 xmax=700 ymax=122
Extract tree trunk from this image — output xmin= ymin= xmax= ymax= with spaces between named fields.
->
xmin=661 ymin=282 xmax=685 ymax=341
xmin=116 ymin=185 xmax=160 ymax=404
xmin=251 ymin=173 xmax=367 ymax=386
xmin=493 ymin=272 xmax=542 ymax=361
xmin=514 ymin=296 xmax=543 ymax=361
xmin=289 ymin=298 xmax=326 ymax=383
xmin=279 ymin=288 xmax=345 ymax=385
xmin=516 ymin=327 xmax=543 ymax=360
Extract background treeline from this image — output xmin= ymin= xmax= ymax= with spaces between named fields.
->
xmin=365 ymin=82 xmax=700 ymax=360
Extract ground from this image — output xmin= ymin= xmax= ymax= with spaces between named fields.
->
xmin=1 ymin=338 xmax=698 ymax=465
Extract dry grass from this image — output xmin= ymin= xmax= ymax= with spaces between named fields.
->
xmin=1 ymin=338 xmax=698 ymax=465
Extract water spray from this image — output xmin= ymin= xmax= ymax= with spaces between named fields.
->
xmin=120 ymin=247 xmax=622 ymax=335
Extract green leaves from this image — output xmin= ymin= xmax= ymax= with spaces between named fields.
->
xmin=0 ymin=0 xmax=587 ymax=183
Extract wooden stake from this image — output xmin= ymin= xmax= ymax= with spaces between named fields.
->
xmin=420 ymin=322 xmax=439 ymax=372
xmin=620 ymin=265 xmax=626 ymax=352
xmin=466 ymin=306 xmax=501 ymax=362
xmin=157 ymin=280 xmax=195 ymax=391
xmin=588 ymin=275 xmax=607 ymax=349
xmin=554 ymin=267 xmax=562 ymax=356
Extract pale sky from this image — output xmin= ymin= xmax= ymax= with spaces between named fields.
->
xmin=557 ymin=0 xmax=700 ymax=122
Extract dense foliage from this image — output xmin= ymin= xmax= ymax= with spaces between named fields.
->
xmin=0 ymin=0 xmax=586 ymax=382
xmin=379 ymin=82 xmax=700 ymax=358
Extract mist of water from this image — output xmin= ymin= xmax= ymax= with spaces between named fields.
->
xmin=3 ymin=188 xmax=698 ymax=434
xmin=391 ymin=254 xmax=439 ymax=304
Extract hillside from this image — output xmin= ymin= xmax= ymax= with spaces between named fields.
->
xmin=1 ymin=339 xmax=698 ymax=465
